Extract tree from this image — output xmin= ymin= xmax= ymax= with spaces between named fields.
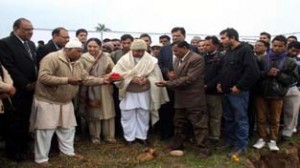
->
xmin=95 ymin=23 xmax=111 ymax=40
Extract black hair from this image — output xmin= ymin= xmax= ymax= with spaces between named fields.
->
xmin=13 ymin=18 xmax=30 ymax=30
xmin=171 ymin=27 xmax=186 ymax=36
xmin=51 ymin=27 xmax=67 ymax=36
xmin=288 ymin=41 xmax=300 ymax=50
xmin=159 ymin=35 xmax=171 ymax=41
xmin=220 ymin=28 xmax=239 ymax=41
xmin=260 ymin=32 xmax=271 ymax=40
xmin=204 ymin=35 xmax=220 ymax=46
xmin=140 ymin=33 xmax=152 ymax=42
xmin=86 ymin=38 xmax=102 ymax=47
xmin=103 ymin=38 xmax=111 ymax=43
xmin=272 ymin=35 xmax=287 ymax=45
xmin=76 ymin=28 xmax=88 ymax=36
xmin=287 ymin=35 xmax=298 ymax=41
xmin=171 ymin=40 xmax=190 ymax=49
xmin=256 ymin=40 xmax=270 ymax=48
xmin=120 ymin=34 xmax=134 ymax=41
xmin=111 ymin=38 xmax=120 ymax=42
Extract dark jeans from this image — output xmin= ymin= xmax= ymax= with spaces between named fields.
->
xmin=222 ymin=91 xmax=249 ymax=149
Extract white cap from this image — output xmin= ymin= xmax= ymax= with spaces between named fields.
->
xmin=65 ymin=39 xmax=82 ymax=48
xmin=151 ymin=43 xmax=163 ymax=48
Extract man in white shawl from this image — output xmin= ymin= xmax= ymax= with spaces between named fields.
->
xmin=112 ymin=39 xmax=169 ymax=145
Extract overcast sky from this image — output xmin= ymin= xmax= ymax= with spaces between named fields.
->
xmin=1 ymin=0 xmax=299 ymax=42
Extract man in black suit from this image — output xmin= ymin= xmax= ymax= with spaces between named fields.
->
xmin=0 ymin=18 xmax=37 ymax=162
xmin=36 ymin=27 xmax=69 ymax=66
xmin=157 ymin=27 xmax=199 ymax=140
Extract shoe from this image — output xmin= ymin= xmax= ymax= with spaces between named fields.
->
xmin=91 ymin=139 xmax=101 ymax=144
xmin=197 ymin=148 xmax=212 ymax=159
xmin=136 ymin=139 xmax=152 ymax=147
xmin=268 ymin=140 xmax=279 ymax=151
xmin=227 ymin=147 xmax=247 ymax=158
xmin=125 ymin=140 xmax=135 ymax=146
xmin=253 ymin=138 xmax=266 ymax=149
xmin=106 ymin=138 xmax=117 ymax=144
xmin=7 ymin=154 xmax=24 ymax=162
xmin=293 ymin=128 xmax=297 ymax=133
xmin=281 ymin=135 xmax=291 ymax=142
xmin=37 ymin=161 xmax=51 ymax=167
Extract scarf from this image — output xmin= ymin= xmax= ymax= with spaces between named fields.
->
xmin=112 ymin=51 xmax=169 ymax=125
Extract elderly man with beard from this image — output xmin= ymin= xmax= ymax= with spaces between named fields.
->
xmin=30 ymin=39 xmax=110 ymax=166
xmin=112 ymin=39 xmax=169 ymax=146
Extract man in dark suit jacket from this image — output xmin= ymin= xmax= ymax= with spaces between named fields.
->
xmin=0 ymin=18 xmax=37 ymax=162
xmin=36 ymin=27 xmax=69 ymax=66
xmin=156 ymin=41 xmax=210 ymax=159
xmin=157 ymin=27 xmax=199 ymax=140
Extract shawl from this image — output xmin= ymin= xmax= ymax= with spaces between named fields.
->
xmin=112 ymin=51 xmax=169 ymax=125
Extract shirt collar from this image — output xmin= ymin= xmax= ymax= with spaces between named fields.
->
xmin=14 ymin=33 xmax=25 ymax=44
xmin=181 ymin=50 xmax=190 ymax=62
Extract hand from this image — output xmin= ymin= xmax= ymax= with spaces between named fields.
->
xmin=131 ymin=77 xmax=141 ymax=84
xmin=167 ymin=70 xmax=175 ymax=80
xmin=155 ymin=81 xmax=167 ymax=87
xmin=216 ymin=83 xmax=222 ymax=93
xmin=230 ymin=85 xmax=241 ymax=94
xmin=267 ymin=68 xmax=280 ymax=76
xmin=0 ymin=93 xmax=9 ymax=99
xmin=7 ymin=86 xmax=16 ymax=96
xmin=26 ymin=82 xmax=36 ymax=91
xmin=103 ymin=76 xmax=110 ymax=84
xmin=68 ymin=78 xmax=82 ymax=85
xmin=139 ymin=77 xmax=149 ymax=85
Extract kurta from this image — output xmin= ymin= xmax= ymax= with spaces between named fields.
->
xmin=112 ymin=51 xmax=169 ymax=125
xmin=84 ymin=52 xmax=115 ymax=120
xmin=30 ymin=50 xmax=106 ymax=130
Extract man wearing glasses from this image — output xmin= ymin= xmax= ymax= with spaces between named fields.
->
xmin=37 ymin=27 xmax=69 ymax=66
xmin=0 ymin=18 xmax=37 ymax=162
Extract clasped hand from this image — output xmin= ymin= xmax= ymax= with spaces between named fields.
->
xmin=131 ymin=76 xmax=149 ymax=85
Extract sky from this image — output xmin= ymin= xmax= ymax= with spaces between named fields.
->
xmin=1 ymin=0 xmax=300 ymax=43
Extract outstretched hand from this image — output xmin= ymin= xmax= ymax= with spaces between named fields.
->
xmin=155 ymin=81 xmax=167 ymax=87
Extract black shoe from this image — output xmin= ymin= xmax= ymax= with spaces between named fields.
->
xmin=125 ymin=140 xmax=135 ymax=146
xmin=136 ymin=139 xmax=152 ymax=147
xmin=7 ymin=154 xmax=24 ymax=162
xmin=227 ymin=147 xmax=247 ymax=158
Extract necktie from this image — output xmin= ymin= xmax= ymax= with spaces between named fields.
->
xmin=24 ymin=41 xmax=33 ymax=59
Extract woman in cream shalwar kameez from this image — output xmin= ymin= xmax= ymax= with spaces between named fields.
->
xmin=112 ymin=39 xmax=169 ymax=144
xmin=81 ymin=38 xmax=116 ymax=144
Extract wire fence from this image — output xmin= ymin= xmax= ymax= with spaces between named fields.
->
xmin=32 ymin=28 xmax=300 ymax=45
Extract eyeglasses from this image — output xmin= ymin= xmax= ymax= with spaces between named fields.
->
xmin=60 ymin=35 xmax=70 ymax=39
xmin=21 ymin=27 xmax=33 ymax=32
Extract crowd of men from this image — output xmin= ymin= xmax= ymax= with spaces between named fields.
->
xmin=0 ymin=17 xmax=300 ymax=166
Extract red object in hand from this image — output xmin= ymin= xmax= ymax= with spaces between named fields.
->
xmin=109 ymin=73 xmax=122 ymax=80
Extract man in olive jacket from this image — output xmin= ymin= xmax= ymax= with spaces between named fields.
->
xmin=30 ymin=39 xmax=109 ymax=166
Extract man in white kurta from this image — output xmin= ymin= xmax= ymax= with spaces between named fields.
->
xmin=112 ymin=39 xmax=169 ymax=144
xmin=30 ymin=39 xmax=109 ymax=165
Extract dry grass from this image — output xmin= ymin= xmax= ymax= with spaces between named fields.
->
xmin=0 ymin=134 xmax=255 ymax=168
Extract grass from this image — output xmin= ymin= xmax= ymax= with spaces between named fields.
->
xmin=1 ymin=132 xmax=299 ymax=168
